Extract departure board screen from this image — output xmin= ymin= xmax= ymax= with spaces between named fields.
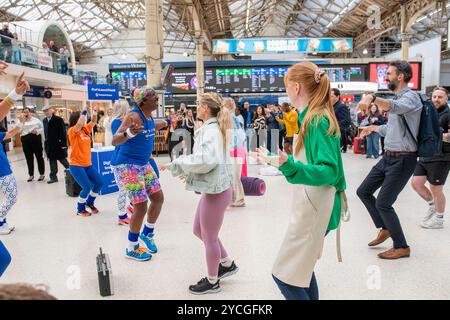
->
xmin=111 ymin=71 xmax=147 ymax=95
xmin=118 ymin=64 xmax=369 ymax=95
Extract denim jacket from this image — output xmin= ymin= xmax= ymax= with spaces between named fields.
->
xmin=166 ymin=117 xmax=232 ymax=194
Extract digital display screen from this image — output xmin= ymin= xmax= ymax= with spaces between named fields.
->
xmin=165 ymin=65 xmax=366 ymax=94
xmin=369 ymin=63 xmax=421 ymax=90
xmin=111 ymin=71 xmax=147 ymax=95
xmin=112 ymin=64 xmax=368 ymax=95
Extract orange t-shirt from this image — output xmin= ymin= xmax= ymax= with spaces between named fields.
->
xmin=68 ymin=122 xmax=94 ymax=167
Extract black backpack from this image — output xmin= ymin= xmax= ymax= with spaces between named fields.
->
xmin=401 ymin=94 xmax=442 ymax=158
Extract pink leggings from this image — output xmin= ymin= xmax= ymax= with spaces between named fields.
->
xmin=193 ymin=188 xmax=232 ymax=277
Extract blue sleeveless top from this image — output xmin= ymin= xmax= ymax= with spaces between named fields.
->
xmin=110 ymin=118 xmax=122 ymax=166
xmin=115 ymin=107 xmax=155 ymax=166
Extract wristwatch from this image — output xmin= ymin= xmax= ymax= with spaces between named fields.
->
xmin=371 ymin=94 xmax=377 ymax=104
xmin=123 ymin=131 xmax=128 ymax=138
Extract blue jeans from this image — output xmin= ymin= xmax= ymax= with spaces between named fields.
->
xmin=69 ymin=165 xmax=103 ymax=200
xmin=272 ymin=273 xmax=319 ymax=300
xmin=0 ymin=240 xmax=11 ymax=277
xmin=366 ymin=132 xmax=380 ymax=157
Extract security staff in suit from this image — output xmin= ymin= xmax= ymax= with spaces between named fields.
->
xmin=42 ymin=105 xmax=69 ymax=184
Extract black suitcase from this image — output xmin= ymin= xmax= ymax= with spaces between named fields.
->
xmin=65 ymin=169 xmax=81 ymax=197
xmin=96 ymin=248 xmax=114 ymax=297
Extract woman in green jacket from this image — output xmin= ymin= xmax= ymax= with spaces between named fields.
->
xmin=257 ymin=61 xmax=346 ymax=300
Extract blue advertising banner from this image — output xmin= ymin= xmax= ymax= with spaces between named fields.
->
xmin=213 ymin=38 xmax=353 ymax=54
xmin=87 ymin=84 xmax=119 ymax=100
xmin=91 ymin=148 xmax=118 ymax=195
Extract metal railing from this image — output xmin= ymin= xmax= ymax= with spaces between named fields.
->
xmin=0 ymin=33 xmax=71 ymax=76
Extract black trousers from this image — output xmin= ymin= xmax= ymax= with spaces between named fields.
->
xmin=49 ymin=158 xmax=70 ymax=180
xmin=21 ymin=134 xmax=45 ymax=177
xmin=340 ymin=127 xmax=348 ymax=152
xmin=357 ymin=155 xmax=417 ymax=249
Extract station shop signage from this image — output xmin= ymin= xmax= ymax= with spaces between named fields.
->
xmin=23 ymin=85 xmax=45 ymax=98
xmin=213 ymin=38 xmax=353 ymax=54
xmin=87 ymin=84 xmax=119 ymax=101
xmin=20 ymin=48 xmax=53 ymax=68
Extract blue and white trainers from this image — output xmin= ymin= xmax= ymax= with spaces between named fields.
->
xmin=139 ymin=233 xmax=158 ymax=254
xmin=125 ymin=244 xmax=152 ymax=261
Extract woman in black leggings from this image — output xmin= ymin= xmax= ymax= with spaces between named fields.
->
xmin=18 ymin=108 xmax=45 ymax=182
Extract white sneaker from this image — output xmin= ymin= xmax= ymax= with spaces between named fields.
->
xmin=421 ymin=214 xmax=444 ymax=229
xmin=422 ymin=206 xmax=436 ymax=223
xmin=0 ymin=223 xmax=15 ymax=235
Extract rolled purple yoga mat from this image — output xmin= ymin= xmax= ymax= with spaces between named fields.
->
xmin=241 ymin=176 xmax=266 ymax=196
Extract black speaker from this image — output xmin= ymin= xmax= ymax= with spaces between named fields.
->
xmin=97 ymin=248 xmax=114 ymax=297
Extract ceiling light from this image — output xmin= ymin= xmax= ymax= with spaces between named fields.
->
xmin=121 ymin=54 xmax=127 ymax=59
xmin=363 ymin=48 xmax=368 ymax=55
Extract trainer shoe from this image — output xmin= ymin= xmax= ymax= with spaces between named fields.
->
xmin=421 ymin=214 xmax=444 ymax=229
xmin=189 ymin=277 xmax=221 ymax=295
xmin=125 ymin=244 xmax=152 ymax=261
xmin=118 ymin=217 xmax=130 ymax=225
xmin=139 ymin=233 xmax=158 ymax=253
xmin=218 ymin=261 xmax=239 ymax=279
xmin=77 ymin=210 xmax=91 ymax=217
xmin=86 ymin=203 xmax=99 ymax=214
xmin=0 ymin=223 xmax=15 ymax=235
xmin=422 ymin=206 xmax=436 ymax=223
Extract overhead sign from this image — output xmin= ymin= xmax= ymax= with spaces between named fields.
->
xmin=109 ymin=63 xmax=146 ymax=70
xmin=23 ymin=85 xmax=45 ymax=98
xmin=87 ymin=84 xmax=119 ymax=100
xmin=213 ymin=38 xmax=353 ymax=54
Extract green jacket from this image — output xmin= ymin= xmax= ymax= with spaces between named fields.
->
xmin=279 ymin=107 xmax=346 ymax=230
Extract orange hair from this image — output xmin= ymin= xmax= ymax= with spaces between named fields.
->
xmin=284 ymin=61 xmax=340 ymax=154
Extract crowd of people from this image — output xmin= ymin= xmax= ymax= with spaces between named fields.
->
xmin=0 ymin=59 xmax=449 ymax=300
xmin=0 ymin=24 xmax=70 ymax=75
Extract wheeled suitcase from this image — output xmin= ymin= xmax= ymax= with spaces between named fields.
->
xmin=97 ymin=248 xmax=114 ymax=297
xmin=65 ymin=169 xmax=82 ymax=197
xmin=353 ymin=137 xmax=365 ymax=154
xmin=241 ymin=176 xmax=266 ymax=196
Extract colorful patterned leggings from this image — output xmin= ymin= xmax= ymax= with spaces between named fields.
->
xmin=0 ymin=174 xmax=18 ymax=222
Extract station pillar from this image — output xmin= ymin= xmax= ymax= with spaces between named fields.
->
xmin=400 ymin=4 xmax=409 ymax=61
xmin=145 ymin=0 xmax=164 ymax=88
xmin=196 ymin=38 xmax=205 ymax=100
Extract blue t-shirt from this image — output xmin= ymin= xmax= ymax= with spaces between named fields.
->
xmin=110 ymin=118 xmax=122 ymax=166
xmin=0 ymin=132 xmax=12 ymax=178
xmin=115 ymin=108 xmax=155 ymax=166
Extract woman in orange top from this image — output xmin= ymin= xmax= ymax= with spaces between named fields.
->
xmin=68 ymin=108 xmax=103 ymax=217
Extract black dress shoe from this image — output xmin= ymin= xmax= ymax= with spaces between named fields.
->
xmin=47 ymin=179 xmax=58 ymax=184
xmin=38 ymin=175 xmax=45 ymax=182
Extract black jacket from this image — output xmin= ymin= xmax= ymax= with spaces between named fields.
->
xmin=439 ymin=104 xmax=450 ymax=156
xmin=0 ymin=29 xmax=13 ymax=44
xmin=241 ymin=108 xmax=254 ymax=130
xmin=333 ymin=101 xmax=351 ymax=129
xmin=43 ymin=115 xmax=68 ymax=160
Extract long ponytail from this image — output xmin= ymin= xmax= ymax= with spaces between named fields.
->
xmin=284 ymin=62 xmax=340 ymax=154
xmin=199 ymin=92 xmax=232 ymax=148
